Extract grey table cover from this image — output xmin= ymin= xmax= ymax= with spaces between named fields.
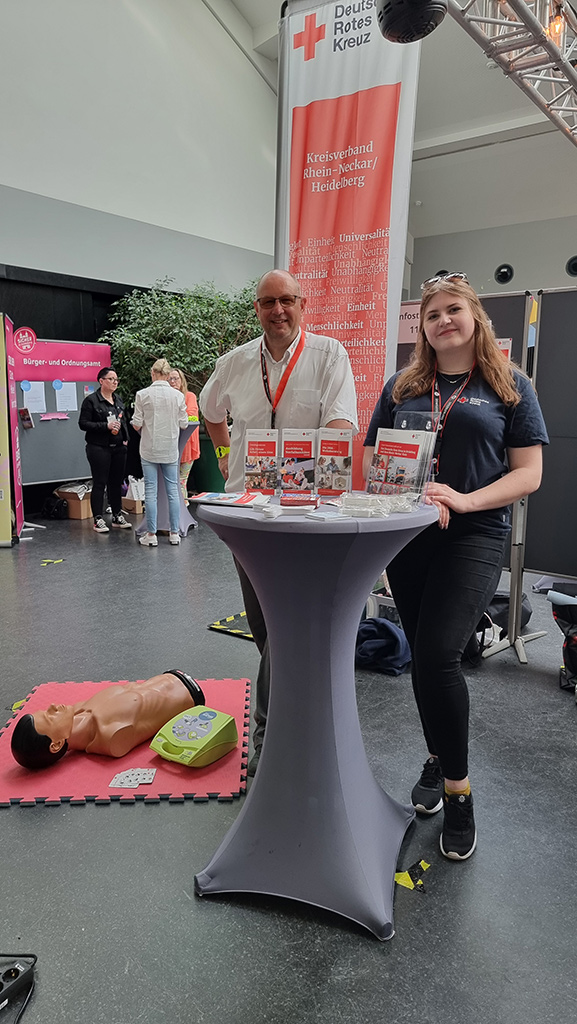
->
xmin=194 ymin=502 xmax=437 ymax=939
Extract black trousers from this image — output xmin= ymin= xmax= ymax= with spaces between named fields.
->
xmin=86 ymin=444 xmax=127 ymax=518
xmin=386 ymin=517 xmax=508 ymax=780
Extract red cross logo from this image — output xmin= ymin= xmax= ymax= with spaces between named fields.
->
xmin=294 ymin=13 xmax=326 ymax=61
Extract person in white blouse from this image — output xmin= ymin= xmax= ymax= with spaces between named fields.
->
xmin=200 ymin=270 xmax=358 ymax=774
xmin=132 ymin=358 xmax=188 ymax=546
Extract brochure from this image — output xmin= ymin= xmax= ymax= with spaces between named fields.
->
xmin=366 ymin=428 xmax=436 ymax=501
xmin=189 ymin=492 xmax=271 ymax=507
xmin=18 ymin=407 xmax=34 ymax=429
xmin=280 ymin=429 xmax=316 ymax=492
xmin=244 ymin=429 xmax=279 ymax=494
xmin=315 ymin=428 xmax=353 ymax=495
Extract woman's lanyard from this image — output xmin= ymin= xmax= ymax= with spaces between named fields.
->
xmin=431 ymin=362 xmax=475 ymax=478
xmin=260 ymin=331 xmax=306 ymax=429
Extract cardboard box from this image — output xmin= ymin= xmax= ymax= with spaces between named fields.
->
xmin=56 ymin=489 xmax=93 ymax=520
xmin=122 ymin=498 xmax=144 ymax=515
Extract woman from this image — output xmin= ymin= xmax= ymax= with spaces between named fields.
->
xmin=167 ymin=368 xmax=200 ymax=503
xmin=363 ymin=274 xmax=548 ymax=861
xmin=78 ymin=367 xmax=132 ymax=533
xmin=131 ymin=358 xmax=189 ymax=546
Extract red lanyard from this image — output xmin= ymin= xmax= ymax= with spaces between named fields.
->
xmin=260 ymin=331 xmax=306 ymax=429
xmin=431 ymin=362 xmax=475 ymax=477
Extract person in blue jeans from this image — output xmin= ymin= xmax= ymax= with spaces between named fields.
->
xmin=363 ymin=273 xmax=548 ymax=861
xmin=132 ymin=358 xmax=188 ymax=546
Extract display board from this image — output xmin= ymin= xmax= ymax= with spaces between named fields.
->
xmin=524 ymin=288 xmax=577 ymax=577
xmin=16 ymin=380 xmax=97 ymax=485
xmin=6 ymin=335 xmax=110 ymax=486
xmin=478 ymin=291 xmax=528 ymax=367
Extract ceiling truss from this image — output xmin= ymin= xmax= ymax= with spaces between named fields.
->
xmin=448 ymin=0 xmax=577 ymax=146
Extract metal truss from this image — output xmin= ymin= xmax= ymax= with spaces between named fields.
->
xmin=448 ymin=0 xmax=577 ymax=146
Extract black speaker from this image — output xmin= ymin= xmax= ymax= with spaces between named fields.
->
xmin=565 ymin=255 xmax=577 ymax=277
xmin=377 ymin=0 xmax=448 ymax=44
xmin=494 ymin=264 xmax=514 ymax=285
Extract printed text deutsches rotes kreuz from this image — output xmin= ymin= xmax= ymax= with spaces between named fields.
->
xmin=333 ymin=0 xmax=375 ymax=52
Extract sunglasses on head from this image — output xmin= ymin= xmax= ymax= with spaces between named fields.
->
xmin=421 ymin=272 xmax=469 ymax=290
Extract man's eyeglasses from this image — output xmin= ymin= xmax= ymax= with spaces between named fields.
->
xmin=421 ymin=273 xmax=469 ymax=290
xmin=256 ymin=294 xmax=302 ymax=310
xmin=102 ymin=376 xmax=118 ymax=383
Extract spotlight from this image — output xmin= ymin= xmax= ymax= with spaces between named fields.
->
xmin=566 ymin=255 xmax=577 ymax=277
xmin=494 ymin=264 xmax=514 ymax=285
xmin=377 ymin=0 xmax=448 ymax=44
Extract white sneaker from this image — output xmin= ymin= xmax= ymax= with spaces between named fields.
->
xmin=169 ymin=532 xmax=181 ymax=545
xmin=139 ymin=533 xmax=158 ymax=547
xmin=93 ymin=517 xmax=109 ymax=533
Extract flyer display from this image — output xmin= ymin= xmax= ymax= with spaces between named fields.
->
xmin=366 ymin=428 xmax=436 ymax=504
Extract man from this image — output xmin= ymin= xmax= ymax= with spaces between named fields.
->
xmin=11 ymin=671 xmax=205 ymax=768
xmin=199 ymin=269 xmax=358 ymax=774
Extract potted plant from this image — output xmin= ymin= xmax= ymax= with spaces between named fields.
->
xmin=99 ymin=277 xmax=261 ymax=489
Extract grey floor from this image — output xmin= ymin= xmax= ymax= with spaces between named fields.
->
xmin=1 ymin=513 xmax=575 ymax=1024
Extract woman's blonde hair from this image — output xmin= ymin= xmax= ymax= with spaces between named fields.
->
xmin=168 ymin=367 xmax=188 ymax=393
xmin=151 ymin=358 xmax=171 ymax=378
xmin=392 ymin=277 xmax=521 ymax=407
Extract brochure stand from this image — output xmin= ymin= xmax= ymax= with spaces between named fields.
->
xmin=483 ymin=291 xmax=546 ymax=664
xmin=482 ymin=497 xmax=546 ymax=664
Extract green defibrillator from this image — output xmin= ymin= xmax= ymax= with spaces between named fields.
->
xmin=150 ymin=706 xmax=238 ymax=767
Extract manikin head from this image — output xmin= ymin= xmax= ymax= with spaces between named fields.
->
xmin=11 ymin=706 xmax=72 ymax=769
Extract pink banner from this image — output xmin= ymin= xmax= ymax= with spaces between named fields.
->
xmin=9 ymin=338 xmax=110 ymax=382
xmin=4 ymin=318 xmax=24 ymax=537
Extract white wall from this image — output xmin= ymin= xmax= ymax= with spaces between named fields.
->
xmin=412 ymin=216 xmax=577 ymax=299
xmin=0 ymin=0 xmax=277 ymax=287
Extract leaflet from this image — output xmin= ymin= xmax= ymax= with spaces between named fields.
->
xmin=189 ymin=492 xmax=271 ymax=507
xmin=315 ymin=428 xmax=353 ymax=495
xmin=244 ymin=429 xmax=279 ymax=494
xmin=280 ymin=429 xmax=315 ymax=493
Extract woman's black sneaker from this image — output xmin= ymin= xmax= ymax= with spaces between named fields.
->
xmin=411 ymin=756 xmax=444 ymax=814
xmin=440 ymin=791 xmax=477 ymax=860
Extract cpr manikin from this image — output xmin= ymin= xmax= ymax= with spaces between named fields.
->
xmin=10 ymin=671 xmax=205 ymax=768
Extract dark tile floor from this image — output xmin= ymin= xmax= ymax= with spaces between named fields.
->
xmin=1 ymin=514 xmax=575 ymax=1024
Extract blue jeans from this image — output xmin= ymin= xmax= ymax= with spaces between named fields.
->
xmin=386 ymin=517 xmax=508 ymax=780
xmin=141 ymin=458 xmax=181 ymax=534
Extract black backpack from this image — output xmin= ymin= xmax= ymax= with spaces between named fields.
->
xmin=41 ymin=495 xmax=68 ymax=519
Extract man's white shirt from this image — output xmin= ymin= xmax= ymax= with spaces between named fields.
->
xmin=199 ymin=330 xmax=358 ymax=492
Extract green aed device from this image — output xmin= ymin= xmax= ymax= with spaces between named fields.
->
xmin=150 ymin=706 xmax=238 ymax=767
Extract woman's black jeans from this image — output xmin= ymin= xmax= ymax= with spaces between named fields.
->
xmin=386 ymin=517 xmax=508 ymax=780
xmin=86 ymin=443 xmax=127 ymax=518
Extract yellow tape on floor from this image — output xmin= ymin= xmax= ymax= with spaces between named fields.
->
xmin=395 ymin=859 xmax=430 ymax=890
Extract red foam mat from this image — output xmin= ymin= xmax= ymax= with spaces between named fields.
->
xmin=0 ymin=678 xmax=250 ymax=806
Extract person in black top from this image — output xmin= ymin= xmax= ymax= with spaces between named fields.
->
xmin=78 ymin=367 xmax=132 ymax=533
xmin=363 ymin=273 xmax=548 ymax=861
